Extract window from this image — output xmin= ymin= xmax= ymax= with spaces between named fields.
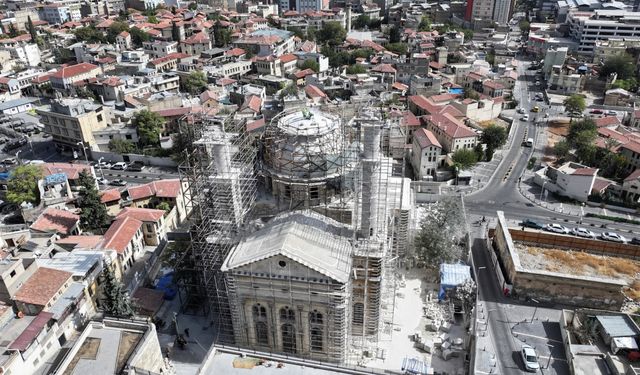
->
xmin=353 ymin=303 xmax=364 ymax=324
xmin=146 ymin=224 xmax=154 ymax=232
xmin=280 ymin=306 xmax=295 ymax=322
xmin=252 ymin=304 xmax=267 ymax=319
xmin=9 ymin=270 xmax=16 ymax=278
xmin=255 ymin=321 xmax=269 ymax=345
xmin=281 ymin=323 xmax=296 ymax=353
xmin=310 ymin=327 xmax=323 ymax=352
xmin=309 ymin=310 xmax=323 ymax=324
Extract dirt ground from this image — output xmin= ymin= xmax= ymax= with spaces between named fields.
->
xmin=515 ymin=243 xmax=640 ymax=300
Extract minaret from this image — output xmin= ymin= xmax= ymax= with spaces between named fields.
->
xmin=346 ymin=5 xmax=352 ymax=33
xmin=358 ymin=115 xmax=382 ymax=239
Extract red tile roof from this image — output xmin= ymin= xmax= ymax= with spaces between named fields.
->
xmin=414 ymin=128 xmax=442 ymax=149
xmin=55 ymin=235 xmax=103 ymax=248
xmin=622 ymin=141 xmax=640 ymax=155
xmin=243 ymin=95 xmax=262 ymax=113
xmin=216 ymin=77 xmax=236 ymax=86
xmin=483 ymin=80 xmax=504 ymax=90
xmin=9 ymin=311 xmax=54 ymax=351
xmin=183 ymin=31 xmax=210 ymax=44
xmin=149 ymin=52 xmax=191 ymax=66
xmin=591 ymin=178 xmax=612 ymax=194
xmin=392 ymin=82 xmax=408 ymax=91
xmin=246 ymin=117 xmax=266 ymax=132
xmin=294 ymin=68 xmax=315 ymax=79
xmin=100 ymin=189 xmax=121 ymax=204
xmin=225 ymin=48 xmax=246 ymax=57
xmin=572 ymin=168 xmax=597 ymax=176
xmin=403 ymin=111 xmax=420 ymax=127
xmin=127 ymin=179 xmax=182 ymax=201
xmin=279 ymin=54 xmax=297 ymax=63
xmin=100 ymin=216 xmax=143 ymax=254
xmin=305 ymin=84 xmax=327 ymax=99
xmin=42 ymin=162 xmax=92 ymax=180
xmin=625 ymin=168 xmax=640 ymax=182
xmin=594 ymin=116 xmax=621 ymax=128
xmin=371 ymin=63 xmax=396 ymax=74
xmin=14 ymin=268 xmax=72 ymax=306
xmin=155 ymin=106 xmax=200 ymax=118
xmin=428 ymin=113 xmax=477 ymax=139
xmin=117 ymin=207 xmax=165 ymax=222
xmin=50 ymin=63 xmax=99 ymax=79
xmin=30 ymin=208 xmax=79 ymax=235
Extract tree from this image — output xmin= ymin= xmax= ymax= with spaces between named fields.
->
xmin=553 ymin=139 xmax=570 ymax=159
xmin=485 ymin=52 xmax=495 ymax=66
xmin=157 ymin=201 xmax=171 ymax=212
xmin=389 ymin=25 xmax=401 ymax=43
xmin=563 ymin=94 xmax=586 ymax=114
xmin=351 ymin=48 xmax=374 ymax=60
xmin=108 ymin=139 xmax=137 ymax=153
xmin=279 ymin=83 xmax=298 ymax=98
xmin=183 ymin=70 xmax=208 ymax=95
xmin=100 ymin=267 xmax=135 ymax=318
xmin=316 ymin=21 xmax=346 ymax=46
xmin=188 ymin=2 xmax=198 ymax=10
xmin=481 ymin=124 xmax=507 ymax=150
xmin=106 ymin=21 xmax=129 ymax=43
xmin=213 ymin=21 xmax=232 ymax=47
xmin=353 ymin=15 xmax=371 ymax=30
xmin=413 ymin=197 xmax=465 ymax=265
xmin=567 ymin=118 xmax=596 ymax=145
xmin=133 ymin=109 xmax=165 ymax=147
xmin=611 ymin=77 xmax=638 ymax=91
xmin=519 ymin=20 xmax=530 ymax=34
xmin=600 ymin=54 xmax=635 ymax=80
xmin=418 ymin=16 xmax=431 ymax=32
xmin=464 ymin=89 xmax=480 ymax=100
xmin=74 ymin=26 xmax=105 ymax=43
xmin=26 ymin=16 xmax=37 ymax=42
xmin=8 ymin=24 xmax=18 ymax=38
xmin=6 ymin=164 xmax=43 ymax=205
xmin=384 ymin=42 xmax=408 ymax=55
xmin=171 ymin=21 xmax=181 ymax=42
xmin=287 ymin=26 xmax=305 ymax=40
xmin=474 ymin=142 xmax=484 ymax=162
xmin=147 ymin=15 xmax=159 ymax=24
xmin=300 ymin=59 xmax=319 ymax=72
xmin=346 ymin=64 xmax=367 ymax=74
xmin=130 ymin=27 xmax=150 ymax=47
xmin=77 ymin=170 xmax=109 ymax=231
xmin=452 ymin=148 xmax=478 ymax=170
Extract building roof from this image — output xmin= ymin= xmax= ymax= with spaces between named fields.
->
xmin=127 ymin=179 xmax=182 ymax=201
xmin=483 ymin=80 xmax=505 ymax=90
xmin=183 ymin=31 xmax=210 ymax=44
xmin=42 ymin=162 xmax=92 ymax=180
xmin=279 ymin=53 xmax=297 ymax=63
xmin=304 ymin=84 xmax=327 ymax=99
xmin=30 ymin=208 xmax=79 ymax=235
xmin=242 ymin=95 xmax=262 ymax=113
xmin=429 ymin=112 xmax=477 ymax=139
xmin=294 ymin=68 xmax=314 ymax=79
xmin=624 ymin=168 xmax=640 ymax=182
xmin=246 ymin=117 xmax=266 ymax=132
xmin=50 ymin=63 xmax=99 ymax=79
xmin=572 ymin=167 xmax=598 ymax=176
xmin=371 ymin=63 xmax=397 ymax=74
xmin=100 ymin=189 xmax=121 ymax=204
xmin=116 ymin=207 xmax=165 ymax=222
xmin=0 ymin=97 xmax=38 ymax=112
xmin=9 ymin=311 xmax=53 ymax=351
xmin=55 ymin=235 xmax=103 ymax=249
xmin=594 ymin=116 xmax=621 ymax=128
xmin=222 ymin=212 xmax=353 ymax=283
xmin=225 ymin=47 xmax=246 ymax=57
xmin=38 ymin=251 xmax=103 ymax=277
xmin=392 ymin=82 xmax=408 ymax=91
xmin=414 ymin=128 xmax=442 ymax=149
xmin=100 ymin=216 xmax=143 ymax=254
xmin=149 ymin=52 xmax=191 ymax=66
xmin=591 ymin=177 xmax=613 ymax=194
xmin=596 ymin=315 xmax=640 ymax=337
xmin=14 ymin=267 xmax=72 ymax=306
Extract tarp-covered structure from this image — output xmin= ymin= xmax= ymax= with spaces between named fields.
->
xmin=439 ymin=263 xmax=471 ymax=300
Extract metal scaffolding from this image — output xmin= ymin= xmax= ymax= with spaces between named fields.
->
xmin=177 ymin=111 xmax=257 ymax=343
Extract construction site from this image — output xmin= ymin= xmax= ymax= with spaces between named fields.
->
xmin=175 ymin=104 xmax=414 ymax=366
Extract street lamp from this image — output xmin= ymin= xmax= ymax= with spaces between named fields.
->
xmin=76 ymin=141 xmax=89 ymax=164
xmin=97 ymin=157 xmax=105 ymax=179
xmin=15 ymin=150 xmax=21 ymax=165
xmin=545 ymin=344 xmax=555 ymax=369
xmin=579 ymin=202 xmax=585 ymax=224
xmin=539 ymin=181 xmax=547 ymax=202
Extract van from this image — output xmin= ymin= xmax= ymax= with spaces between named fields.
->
xmin=524 ymin=138 xmax=533 ymax=147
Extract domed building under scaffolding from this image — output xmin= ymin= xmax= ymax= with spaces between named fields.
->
xmin=262 ymin=107 xmax=357 ymax=209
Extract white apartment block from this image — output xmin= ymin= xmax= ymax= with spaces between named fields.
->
xmin=567 ymin=10 xmax=640 ymax=55
xmin=492 ymin=0 xmax=511 ymax=25
xmin=205 ymin=61 xmax=253 ymax=78
xmin=40 ymin=3 xmax=81 ymax=25
xmin=3 ymin=43 xmax=41 ymax=67
xmin=143 ymin=41 xmax=178 ymax=59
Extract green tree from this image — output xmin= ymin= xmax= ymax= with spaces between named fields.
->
xmin=213 ymin=21 xmax=232 ymax=47
xmin=74 ymin=26 xmax=105 ymax=43
xmin=287 ymin=26 xmax=305 ymax=40
xmin=567 ymin=118 xmax=596 ymax=145
xmin=389 ymin=25 xmax=401 ymax=43
xmin=464 ymin=89 xmax=480 ymax=100
xmin=279 ymin=83 xmax=299 ymax=98
xmin=346 ymin=64 xmax=367 ymax=74
xmin=418 ymin=16 xmax=431 ymax=32
xmin=575 ymin=143 xmax=597 ymax=165
xmin=133 ymin=109 xmax=165 ymax=147
xmin=108 ymin=139 xmax=137 ymax=153
xmin=600 ymin=54 xmax=635 ymax=79
xmin=8 ymin=24 xmax=18 ymax=38
xmin=147 ymin=15 xmax=159 ymax=24
xmin=351 ymin=48 xmax=374 ymax=59
xmin=316 ymin=21 xmax=346 ymax=46
xmin=553 ymin=139 xmax=570 ymax=159
xmin=452 ymin=148 xmax=478 ymax=170
xmin=77 ymin=170 xmax=109 ymax=231
xmin=481 ymin=124 xmax=507 ymax=149
xmin=384 ymin=42 xmax=408 ymax=55
xmin=188 ymin=2 xmax=198 ymax=10
xmin=6 ymin=164 xmax=43 ymax=204
xmin=474 ymin=142 xmax=485 ymax=162
xmin=106 ymin=21 xmax=129 ymax=43
xmin=485 ymin=52 xmax=495 ymax=66
xmin=519 ymin=20 xmax=530 ymax=34
xmin=157 ymin=201 xmax=171 ymax=212
xmin=130 ymin=27 xmax=150 ymax=47
xmin=306 ymin=27 xmax=316 ymax=41
xmin=300 ymin=59 xmax=319 ymax=72
xmin=183 ymin=70 xmax=208 ymax=95
xmin=100 ymin=267 xmax=135 ymax=318
xmin=563 ymin=94 xmax=586 ymax=114
xmin=353 ymin=15 xmax=371 ymax=29
xmin=611 ymin=77 xmax=638 ymax=91
xmin=171 ymin=21 xmax=181 ymax=42
xmin=413 ymin=197 xmax=465 ymax=265
xmin=26 ymin=16 xmax=37 ymax=42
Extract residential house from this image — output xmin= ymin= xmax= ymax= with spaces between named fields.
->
xmin=143 ymin=40 xmax=178 ymax=58
xmin=604 ymin=88 xmax=634 ymax=106
xmin=13 ymin=267 xmax=73 ymax=315
xmin=125 ymin=179 xmax=189 ymax=223
xmin=412 ymin=128 xmax=443 ymax=180
xmin=116 ymin=31 xmax=131 ymax=50
xmin=49 ymin=63 xmax=102 ymax=91
xmin=0 ymin=257 xmax=38 ymax=303
xmin=30 ymin=208 xmax=81 ymax=236
xmin=116 ymin=207 xmax=169 ymax=247
xmin=533 ymin=162 xmax=598 ymax=202
xmin=100 ymin=189 xmax=122 ymax=216
xmin=304 ymin=84 xmax=328 ymax=104
xmin=180 ymin=32 xmax=212 ymax=56
xmin=425 ymin=112 xmax=478 ymax=153
xmin=621 ymin=169 xmax=640 ymax=203
xmin=99 ymin=216 xmax=144 ymax=272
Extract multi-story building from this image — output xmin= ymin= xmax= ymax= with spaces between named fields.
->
xmin=234 ymin=29 xmax=296 ymax=58
xmin=425 ymin=112 xmax=478 ymax=153
xmin=567 ymin=10 xmax=640 ymax=55
xmin=0 ymin=42 xmax=40 ymax=67
xmin=592 ymin=38 xmax=640 ymax=63
xmin=39 ymin=3 xmax=81 ymax=25
xmin=37 ymin=98 xmax=109 ymax=152
xmin=547 ymin=65 xmax=587 ymax=94
xmin=180 ymin=32 xmax=212 ymax=56
xmin=543 ymin=47 xmax=568 ymax=78
xmin=143 ymin=40 xmax=178 ymax=58
xmin=412 ymin=128 xmax=443 ymax=180
xmin=49 ymin=63 xmax=101 ymax=91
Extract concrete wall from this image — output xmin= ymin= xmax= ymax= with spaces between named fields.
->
xmin=91 ymin=150 xmax=177 ymax=167
xmin=492 ymin=212 xmax=628 ymax=310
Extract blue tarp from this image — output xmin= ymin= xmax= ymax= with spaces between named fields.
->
xmin=438 ymin=263 xmax=471 ymax=300
xmin=155 ymin=272 xmax=177 ymax=300
xmin=448 ymin=88 xmax=464 ymax=95
xmin=402 ymin=357 xmax=430 ymax=374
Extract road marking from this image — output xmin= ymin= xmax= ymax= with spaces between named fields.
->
xmin=513 ymin=331 xmax=563 ymax=344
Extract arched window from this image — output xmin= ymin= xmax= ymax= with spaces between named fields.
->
xmin=279 ymin=306 xmax=295 ymax=322
xmin=281 ymin=323 xmax=296 ymax=353
xmin=309 ymin=310 xmax=323 ymax=324
xmin=252 ymin=304 xmax=267 ymax=319
xmin=353 ymin=302 xmax=364 ymax=324
xmin=255 ymin=321 xmax=269 ymax=345
xmin=310 ymin=327 xmax=323 ymax=352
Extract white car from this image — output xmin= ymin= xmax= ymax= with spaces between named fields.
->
xmin=521 ymin=345 xmax=540 ymax=372
xmin=600 ymin=232 xmax=626 ymax=243
xmin=95 ymin=161 xmax=112 ymax=169
xmin=518 ymin=108 xmax=525 ymax=114
xmin=572 ymin=227 xmax=596 ymax=239
xmin=544 ymin=223 xmax=570 ymax=234
xmin=521 ymin=114 xmax=530 ymax=121
xmin=97 ymin=177 xmax=109 ymax=185
xmin=111 ymin=162 xmax=128 ymax=170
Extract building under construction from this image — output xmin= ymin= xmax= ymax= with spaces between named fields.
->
xmin=178 ymin=105 xmax=413 ymax=363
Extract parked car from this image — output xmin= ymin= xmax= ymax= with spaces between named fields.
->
xmin=111 ymin=162 xmax=128 ymax=170
xmin=518 ymin=108 xmax=525 ymax=114
xmin=520 ymin=219 xmax=544 ymax=229
xmin=110 ymin=179 xmax=127 ymax=186
xmin=520 ymin=345 xmax=540 ymax=372
xmin=571 ymin=227 xmax=596 ymax=239
xmin=42 ymin=133 xmax=51 ymax=138
xmin=630 ymin=237 xmax=640 ymax=245
xmin=97 ymin=177 xmax=109 ymax=185
xmin=1 ymin=157 xmax=16 ymax=165
xmin=589 ymin=109 xmax=603 ymax=115
xmin=128 ymin=161 xmax=145 ymax=172
xmin=544 ymin=223 xmax=570 ymax=234
xmin=521 ymin=114 xmax=530 ymax=121
xmin=94 ymin=161 xmax=112 ymax=169
xmin=605 ymin=110 xmax=617 ymax=116
xmin=531 ymin=106 xmax=540 ymax=112
xmin=600 ymin=232 xmax=626 ymax=243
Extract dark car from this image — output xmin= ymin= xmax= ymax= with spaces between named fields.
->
xmin=127 ymin=161 xmax=145 ymax=172
xmin=520 ymin=219 xmax=544 ymax=229
xmin=630 ymin=237 xmax=640 ymax=246
xmin=589 ymin=109 xmax=603 ymax=115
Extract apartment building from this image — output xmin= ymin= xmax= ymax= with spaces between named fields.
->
xmin=49 ymin=63 xmax=101 ymax=91
xmin=567 ymin=10 xmax=640 ymax=55
xmin=592 ymin=38 xmax=640 ymax=63
xmin=39 ymin=3 xmax=81 ymax=25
